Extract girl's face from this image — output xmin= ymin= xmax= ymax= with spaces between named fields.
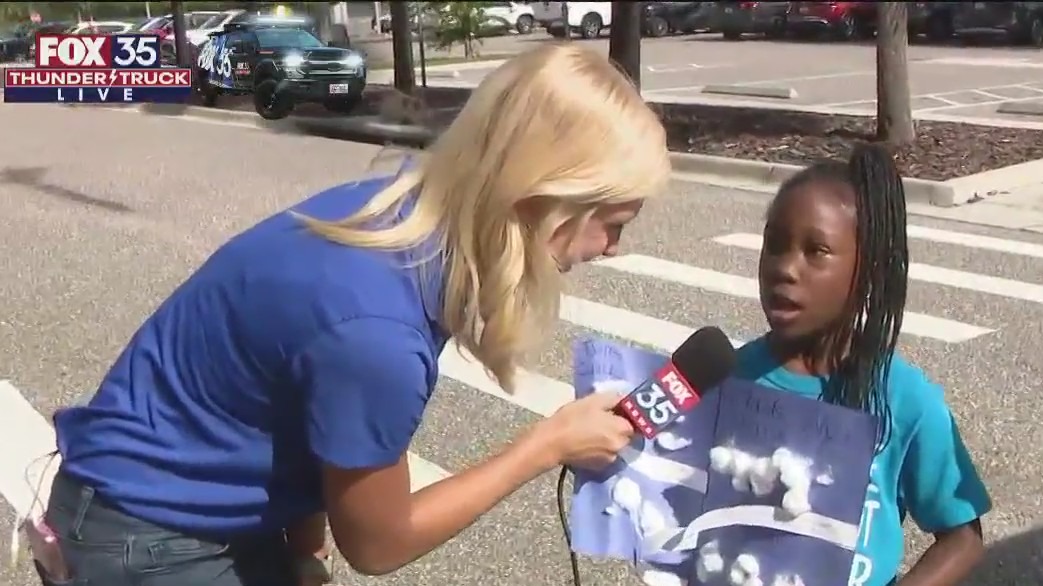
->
xmin=548 ymin=200 xmax=644 ymax=272
xmin=758 ymin=181 xmax=858 ymax=341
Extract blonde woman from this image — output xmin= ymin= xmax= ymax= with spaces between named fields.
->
xmin=37 ymin=44 xmax=673 ymax=586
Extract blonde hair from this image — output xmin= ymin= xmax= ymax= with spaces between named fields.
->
xmin=302 ymin=44 xmax=672 ymax=391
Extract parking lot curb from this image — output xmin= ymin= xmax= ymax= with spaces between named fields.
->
xmin=87 ymin=101 xmax=1041 ymax=210
xmin=668 ymin=152 xmax=966 ymax=207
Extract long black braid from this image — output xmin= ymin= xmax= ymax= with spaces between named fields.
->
xmin=776 ymin=143 xmax=909 ymax=449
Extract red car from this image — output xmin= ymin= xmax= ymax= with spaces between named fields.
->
xmin=786 ymin=1 xmax=877 ymax=40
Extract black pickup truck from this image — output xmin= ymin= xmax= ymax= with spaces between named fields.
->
xmin=194 ymin=15 xmax=367 ymax=120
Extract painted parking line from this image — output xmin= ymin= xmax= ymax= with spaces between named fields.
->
xmin=593 ymin=255 xmax=995 ymax=343
xmin=713 ymin=233 xmax=1043 ymax=305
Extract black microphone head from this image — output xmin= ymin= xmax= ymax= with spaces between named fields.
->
xmin=670 ymin=326 xmax=736 ymax=393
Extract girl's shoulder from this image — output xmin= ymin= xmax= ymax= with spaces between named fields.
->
xmin=883 ymin=353 xmax=952 ymax=432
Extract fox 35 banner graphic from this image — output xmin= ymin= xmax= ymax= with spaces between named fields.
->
xmin=197 ymin=35 xmax=235 ymax=88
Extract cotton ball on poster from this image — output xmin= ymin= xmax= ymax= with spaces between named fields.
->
xmin=695 ymin=540 xmax=725 ymax=582
xmin=781 ymin=487 xmax=812 ymax=517
xmin=641 ymin=568 xmax=684 ymax=586
xmin=749 ymin=457 xmax=779 ymax=497
xmin=727 ymin=553 xmax=761 ymax=586
xmin=771 ymin=574 xmax=806 ymax=586
xmin=611 ymin=477 xmax=643 ymax=514
xmin=709 ymin=445 xmax=735 ymax=474
xmin=776 ymin=452 xmax=812 ymax=491
xmin=815 ymin=467 xmax=835 ymax=486
xmin=638 ymin=500 xmax=670 ymax=536
xmin=655 ymin=431 xmax=692 ymax=452
xmin=592 ymin=379 xmax=632 ymax=395
xmin=734 ymin=554 xmax=760 ymax=577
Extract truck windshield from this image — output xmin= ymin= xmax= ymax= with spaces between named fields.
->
xmin=255 ymin=27 xmax=323 ymax=49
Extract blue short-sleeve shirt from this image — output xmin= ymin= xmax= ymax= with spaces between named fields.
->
xmin=735 ymin=337 xmax=991 ymax=586
xmin=54 ymin=174 xmax=448 ymax=536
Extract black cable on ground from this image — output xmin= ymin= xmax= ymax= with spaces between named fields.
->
xmin=556 ymin=465 xmax=582 ymax=586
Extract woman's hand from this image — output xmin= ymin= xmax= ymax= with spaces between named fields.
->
xmin=537 ymin=391 xmax=635 ymax=471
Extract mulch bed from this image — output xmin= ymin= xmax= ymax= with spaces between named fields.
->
xmin=201 ymin=85 xmax=1043 ymax=182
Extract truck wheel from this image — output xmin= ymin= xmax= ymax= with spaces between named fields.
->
xmin=194 ymin=69 xmax=219 ymax=107
xmin=254 ymin=78 xmax=294 ymax=120
xmin=580 ymin=13 xmax=602 ymax=39
xmin=516 ymin=14 xmax=534 ymax=34
xmin=646 ymin=16 xmax=668 ymax=37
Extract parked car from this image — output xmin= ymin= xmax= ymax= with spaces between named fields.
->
xmin=785 ymin=1 xmax=876 ymax=40
xmin=66 ymin=21 xmax=135 ymax=35
xmin=484 ymin=2 xmax=538 ymax=34
xmin=0 ymin=21 xmax=70 ymax=61
xmin=27 ymin=21 xmax=132 ymax=60
xmin=187 ymin=10 xmax=248 ymax=46
xmin=952 ymin=1 xmax=1043 ymax=46
xmin=711 ymin=1 xmax=790 ymax=40
xmin=194 ymin=15 xmax=367 ymax=120
xmin=642 ymin=1 xmax=713 ymax=37
xmin=907 ymin=1 xmax=958 ymax=42
xmin=533 ymin=1 xmax=613 ymax=39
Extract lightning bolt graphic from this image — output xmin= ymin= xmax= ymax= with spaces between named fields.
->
xmin=108 ymin=70 xmax=118 ymax=87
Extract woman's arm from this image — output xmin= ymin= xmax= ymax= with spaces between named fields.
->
xmin=322 ymin=392 xmax=631 ymax=576
xmin=285 ymin=512 xmax=330 ymax=558
xmin=294 ymin=319 xmax=631 ymax=575
xmin=898 ymin=520 xmax=983 ymax=586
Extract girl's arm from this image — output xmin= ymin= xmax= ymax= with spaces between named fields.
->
xmin=897 ymin=379 xmax=991 ymax=586
xmin=899 ymin=520 xmax=984 ymax=586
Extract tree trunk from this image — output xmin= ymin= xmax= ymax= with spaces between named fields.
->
xmin=170 ymin=0 xmax=190 ymax=69
xmin=307 ymin=2 xmax=334 ymax=44
xmin=389 ymin=0 xmax=415 ymax=94
xmin=875 ymin=2 xmax=914 ymax=145
xmin=608 ymin=2 xmax=643 ymax=89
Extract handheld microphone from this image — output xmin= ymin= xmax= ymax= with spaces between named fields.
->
xmin=614 ymin=326 xmax=736 ymax=439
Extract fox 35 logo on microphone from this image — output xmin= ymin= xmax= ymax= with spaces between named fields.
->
xmin=36 ymin=34 xmax=160 ymax=68
xmin=2 ymin=34 xmax=191 ymax=104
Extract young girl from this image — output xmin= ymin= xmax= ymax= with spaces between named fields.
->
xmin=735 ymin=144 xmax=992 ymax=586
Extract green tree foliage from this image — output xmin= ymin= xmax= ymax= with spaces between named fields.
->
xmin=429 ymin=2 xmax=486 ymax=59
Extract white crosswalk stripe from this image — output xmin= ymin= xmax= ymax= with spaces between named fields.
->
xmin=2 ymin=223 xmax=1041 ymax=519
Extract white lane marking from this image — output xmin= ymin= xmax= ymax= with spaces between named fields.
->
xmin=594 ymin=255 xmax=994 ymax=343
xmin=645 ymin=69 xmax=877 ymax=94
xmin=560 ymin=296 xmax=744 ymax=352
xmin=714 ymin=233 xmax=1043 ymax=305
xmin=407 ymin=452 xmax=450 ymax=491
xmin=0 ymin=381 xmax=59 ymax=519
xmin=907 ymin=225 xmax=1043 ymax=259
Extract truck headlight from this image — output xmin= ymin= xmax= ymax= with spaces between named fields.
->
xmin=341 ymin=53 xmax=364 ymax=68
xmin=283 ymin=54 xmax=305 ymax=68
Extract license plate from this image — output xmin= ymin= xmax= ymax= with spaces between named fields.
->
xmin=800 ymin=6 xmax=811 ymax=14
xmin=974 ymin=2 xmax=985 ymax=8
xmin=724 ymin=7 xmax=733 ymax=14
xmin=328 ymin=83 xmax=352 ymax=95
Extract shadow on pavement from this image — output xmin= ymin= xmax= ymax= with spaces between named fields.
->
xmin=965 ymin=526 xmax=1043 ymax=585
xmin=0 ymin=166 xmax=132 ymax=214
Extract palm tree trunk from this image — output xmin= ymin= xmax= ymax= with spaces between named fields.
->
xmin=876 ymin=2 xmax=914 ymax=145
xmin=389 ymin=0 xmax=415 ymax=94
xmin=608 ymin=2 xmax=642 ymax=89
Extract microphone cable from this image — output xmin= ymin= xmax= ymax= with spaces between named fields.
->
xmin=556 ymin=465 xmax=583 ymax=586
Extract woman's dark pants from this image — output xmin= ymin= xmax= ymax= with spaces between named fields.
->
xmin=36 ymin=470 xmax=297 ymax=586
